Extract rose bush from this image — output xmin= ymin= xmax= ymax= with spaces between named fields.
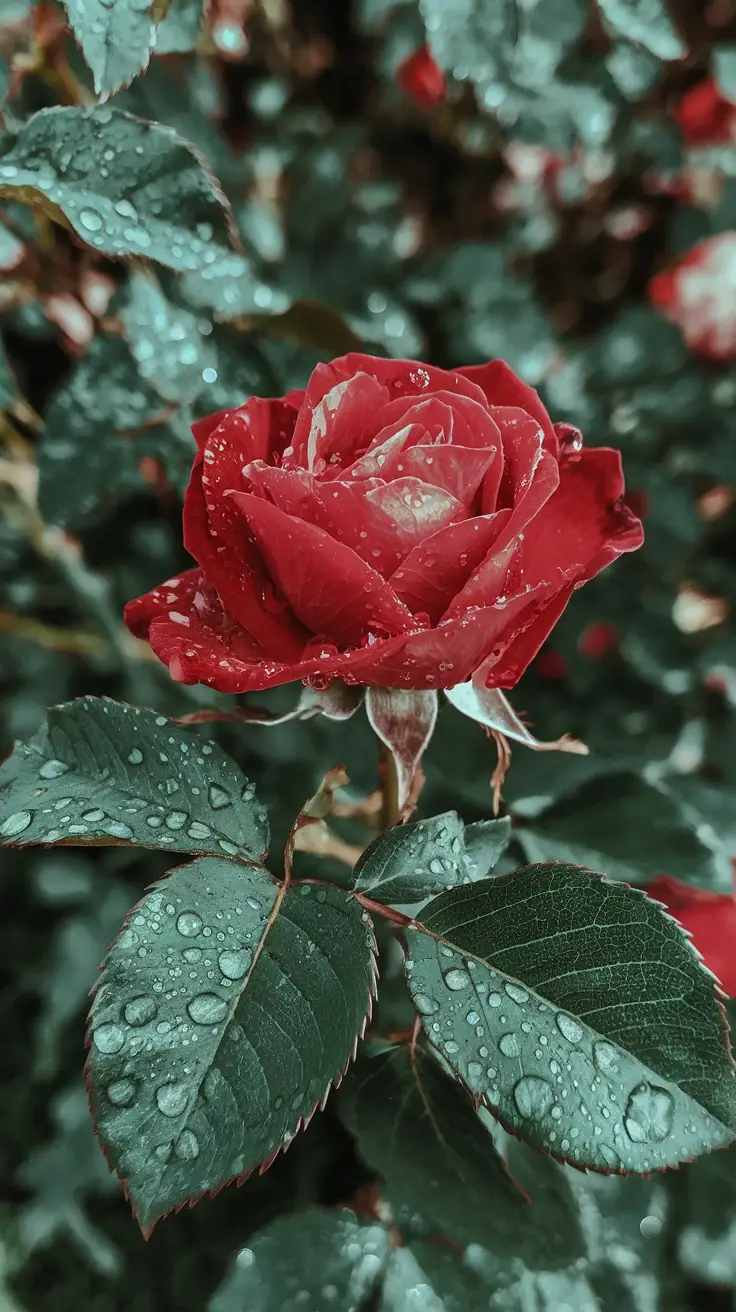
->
xmin=125 ymin=354 xmax=644 ymax=694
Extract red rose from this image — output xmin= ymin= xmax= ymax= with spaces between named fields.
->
xmin=649 ymin=233 xmax=736 ymax=360
xmin=675 ymin=77 xmax=736 ymax=148
xmin=578 ymin=621 xmax=620 ymax=658
xmin=124 ymin=354 xmax=644 ymax=696
xmin=646 ymin=875 xmax=736 ymax=996
xmin=396 ymin=45 xmax=447 ymax=112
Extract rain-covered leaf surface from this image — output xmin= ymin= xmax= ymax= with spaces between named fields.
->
xmin=405 ymin=865 xmax=736 ymax=1174
xmin=37 ymin=335 xmax=191 ymax=526
xmin=350 ymin=812 xmax=510 ymax=903
xmin=342 ymin=1043 xmax=584 ymax=1266
xmin=88 ymin=862 xmax=377 ymax=1231
xmin=515 ymin=772 xmax=734 ymax=893
xmin=181 ymin=250 xmax=290 ymax=320
xmin=0 ymin=698 xmax=269 ymax=863
xmin=208 ymin=1209 xmax=390 ymax=1312
xmin=0 ymin=107 xmax=236 ymax=272
xmin=121 ymin=271 xmax=216 ymax=405
xmin=61 ymin=0 xmax=159 ymax=99
xmin=596 ymin=0 xmax=687 ymax=61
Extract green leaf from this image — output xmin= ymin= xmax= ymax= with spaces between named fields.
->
xmin=419 ymin=0 xmax=518 ymax=104
xmin=596 ymin=0 xmax=686 ymax=61
xmin=156 ymin=0 xmax=205 ymax=54
xmin=121 ymin=271 xmax=216 ymax=405
xmin=181 ymin=250 xmax=290 ymax=320
xmin=381 ymin=1244 xmax=490 ymax=1311
xmin=209 ymin=1209 xmax=390 ymax=1312
xmin=514 ymin=772 xmax=734 ymax=893
xmin=0 ymin=107 xmax=237 ymax=274
xmin=88 ymin=863 xmax=377 ymax=1232
xmin=38 ymin=336 xmax=195 ymax=525
xmin=714 ymin=45 xmax=736 ymax=102
xmin=342 ymin=1044 xmax=584 ymax=1266
xmin=0 ymin=697 xmax=269 ymax=863
xmin=351 ymin=812 xmax=510 ymax=903
xmin=61 ymin=0 xmax=161 ymax=99
xmin=405 ymin=865 xmax=736 ymax=1174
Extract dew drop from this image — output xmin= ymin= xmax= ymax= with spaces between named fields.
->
xmin=176 ymin=911 xmax=203 ymax=937
xmin=124 ymin=995 xmax=158 ymax=1027
xmin=39 ymin=758 xmax=69 ymax=779
xmin=79 ymin=208 xmax=103 ymax=232
xmin=1 ymin=811 xmax=33 ymax=837
xmin=624 ymin=1083 xmax=675 ymax=1143
xmin=218 ymin=839 xmax=239 ymax=855
xmin=414 ymin=993 xmax=439 ymax=1016
xmin=556 ymin=1013 xmax=584 ymax=1044
xmin=165 ymin=811 xmax=188 ymax=831
xmin=218 ymin=948 xmax=252 ymax=980
xmin=107 ymin=1078 xmax=136 ymax=1107
xmin=188 ymin=821 xmax=212 ymax=840
xmin=466 ymin=1060 xmax=484 ymax=1087
xmin=183 ymin=947 xmax=202 ymax=964
xmin=444 ymin=1040 xmax=459 ymax=1055
xmin=174 ymin=1129 xmax=200 ymax=1160
xmin=465 ymin=1010 xmax=480 ymax=1026
xmin=513 ymin=1076 xmax=555 ymax=1119
xmin=187 ymin=992 xmax=228 ymax=1024
xmin=444 ymin=968 xmax=471 ymax=991
xmin=156 ymin=1082 xmax=189 ymax=1117
xmin=593 ymin=1041 xmax=620 ymax=1076
xmin=128 ymin=747 xmax=143 ymax=765
xmin=487 ymin=992 xmax=503 ymax=1008
xmin=505 ymin=982 xmax=529 ymax=1004
xmin=93 ymin=1023 xmax=125 ymax=1054
xmin=499 ymin=1033 xmax=521 ymax=1058
xmin=208 ymin=784 xmax=231 ymax=810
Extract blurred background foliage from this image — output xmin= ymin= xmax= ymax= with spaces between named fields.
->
xmin=2 ymin=0 xmax=736 ymax=1308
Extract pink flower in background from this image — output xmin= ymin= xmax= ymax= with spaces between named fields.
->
xmin=648 ymin=232 xmax=736 ymax=360
xmin=125 ymin=354 xmax=643 ymax=696
xmin=396 ymin=45 xmax=447 ymax=111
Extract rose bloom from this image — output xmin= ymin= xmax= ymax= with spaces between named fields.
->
xmin=395 ymin=45 xmax=447 ymax=111
xmin=649 ymin=232 xmax=736 ymax=360
xmin=675 ymin=77 xmax=736 ymax=148
xmin=125 ymin=354 xmax=644 ymax=695
xmin=647 ymin=875 xmax=736 ymax=996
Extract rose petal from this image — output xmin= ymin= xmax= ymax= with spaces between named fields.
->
xmin=365 ymin=478 xmax=464 ymax=545
xmin=376 ymin=445 xmax=498 ymax=510
xmin=288 ymin=354 xmax=493 ymax=467
xmin=184 ymin=451 xmax=309 ymax=660
xmin=479 ymin=585 xmax=576 ymax=687
xmin=365 ymin=687 xmax=439 ymax=818
xmin=391 ymin=509 xmax=512 ymax=622
xmin=229 ymin=491 xmax=419 ymax=646
xmin=459 ymin=361 xmax=558 ymax=455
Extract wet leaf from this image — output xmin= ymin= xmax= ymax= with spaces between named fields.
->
xmin=351 ymin=811 xmax=510 ymax=903
xmin=0 ymin=107 xmax=237 ymax=273
xmin=181 ymin=250 xmax=290 ymax=320
xmin=209 ymin=1209 xmax=390 ymax=1312
xmin=514 ymin=772 xmax=734 ymax=893
xmin=596 ymin=0 xmax=686 ymax=62
xmin=61 ymin=0 xmax=161 ymax=99
xmin=38 ymin=335 xmax=195 ymax=525
xmin=343 ymin=1044 xmax=583 ymax=1265
xmin=88 ymin=863 xmax=377 ymax=1232
xmin=121 ymin=271 xmax=216 ymax=405
xmin=405 ymin=865 xmax=736 ymax=1174
xmin=0 ymin=697 xmax=269 ymax=863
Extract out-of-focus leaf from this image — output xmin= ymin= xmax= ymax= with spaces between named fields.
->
xmin=406 ymin=866 xmax=736 ymax=1173
xmin=0 ymin=697 xmax=269 ymax=862
xmin=596 ymin=0 xmax=686 ymax=62
xmin=121 ymin=271 xmax=216 ymax=405
xmin=0 ymin=107 xmax=237 ymax=273
xmin=89 ymin=863 xmax=377 ymax=1233
xmin=156 ymin=0 xmax=205 ymax=54
xmin=60 ymin=0 xmax=161 ymax=99
xmin=714 ymin=45 xmax=736 ymax=102
xmin=514 ymin=772 xmax=734 ymax=892
xmin=0 ymin=338 xmax=18 ymax=408
xmin=209 ymin=1210 xmax=390 ymax=1312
